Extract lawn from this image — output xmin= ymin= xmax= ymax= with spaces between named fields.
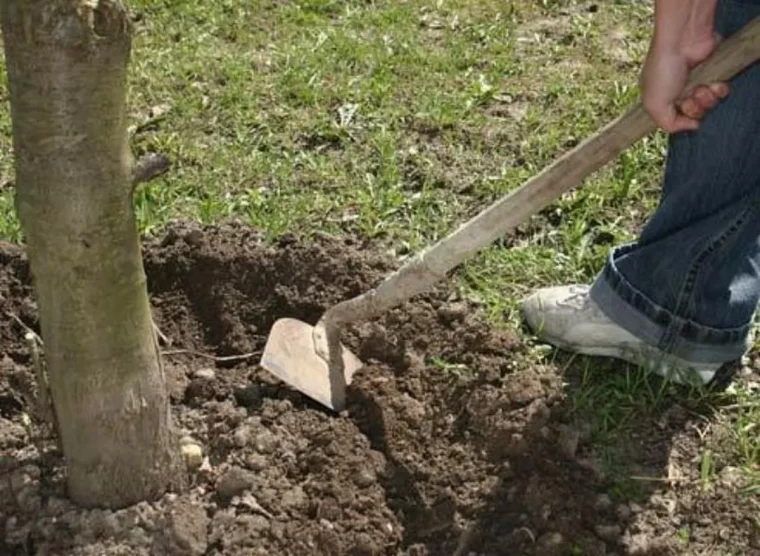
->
xmin=0 ymin=0 xmax=758 ymax=554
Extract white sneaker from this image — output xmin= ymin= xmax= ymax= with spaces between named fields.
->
xmin=521 ymin=284 xmax=720 ymax=386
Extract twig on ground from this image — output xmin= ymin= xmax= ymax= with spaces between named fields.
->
xmin=162 ymin=349 xmax=259 ymax=363
xmin=237 ymin=493 xmax=275 ymax=520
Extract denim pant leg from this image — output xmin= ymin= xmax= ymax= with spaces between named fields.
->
xmin=589 ymin=0 xmax=760 ymax=365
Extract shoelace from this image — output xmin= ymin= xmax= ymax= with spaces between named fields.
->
xmin=555 ymin=287 xmax=593 ymax=309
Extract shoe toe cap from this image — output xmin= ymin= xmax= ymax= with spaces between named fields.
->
xmin=521 ymin=285 xmax=590 ymax=339
xmin=521 ymin=291 xmax=546 ymax=334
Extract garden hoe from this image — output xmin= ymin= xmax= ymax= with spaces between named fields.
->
xmin=261 ymin=17 xmax=760 ymax=412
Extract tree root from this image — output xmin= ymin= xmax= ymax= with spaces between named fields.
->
xmin=162 ymin=349 xmax=259 ymax=363
xmin=153 ymin=321 xmax=172 ymax=346
xmin=5 ymin=310 xmax=60 ymax=450
xmin=153 ymin=326 xmax=258 ymax=362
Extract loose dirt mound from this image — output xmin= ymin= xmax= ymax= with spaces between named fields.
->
xmin=0 ymin=222 xmax=757 ymax=555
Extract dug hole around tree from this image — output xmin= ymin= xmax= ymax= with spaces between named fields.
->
xmin=0 ymin=221 xmax=757 ymax=555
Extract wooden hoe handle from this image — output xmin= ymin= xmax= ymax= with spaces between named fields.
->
xmin=321 ymin=16 xmax=760 ymax=328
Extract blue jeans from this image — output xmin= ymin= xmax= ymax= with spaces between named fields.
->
xmin=590 ymin=0 xmax=760 ymax=365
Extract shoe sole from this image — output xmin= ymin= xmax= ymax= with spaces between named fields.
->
xmin=537 ymin=333 xmax=716 ymax=386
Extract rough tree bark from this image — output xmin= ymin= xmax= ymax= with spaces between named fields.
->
xmin=0 ymin=0 xmax=186 ymax=508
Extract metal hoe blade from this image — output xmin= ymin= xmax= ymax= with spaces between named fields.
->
xmin=260 ymin=318 xmax=364 ymax=411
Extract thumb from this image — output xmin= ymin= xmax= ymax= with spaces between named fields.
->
xmin=651 ymin=103 xmax=699 ymax=133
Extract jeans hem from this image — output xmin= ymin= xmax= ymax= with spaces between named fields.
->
xmin=590 ymin=245 xmax=751 ymax=364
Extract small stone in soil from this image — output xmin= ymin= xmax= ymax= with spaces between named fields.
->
xmin=181 ymin=443 xmax=204 ymax=470
xmin=193 ymin=368 xmax=216 ymax=380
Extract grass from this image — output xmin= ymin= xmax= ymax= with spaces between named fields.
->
xmin=560 ymin=352 xmax=759 ymax=498
xmin=724 ymin=382 xmax=760 ymax=489
xmin=0 ymin=0 xmax=757 ymax=528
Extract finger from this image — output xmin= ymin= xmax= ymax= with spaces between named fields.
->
xmin=670 ymin=113 xmax=700 ymax=132
xmin=678 ymin=97 xmax=705 ymax=120
xmin=692 ymin=85 xmax=719 ymax=110
xmin=709 ymin=81 xmax=729 ymax=99
xmin=647 ymin=103 xmax=699 ymax=133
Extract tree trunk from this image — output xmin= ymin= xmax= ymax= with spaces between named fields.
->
xmin=0 ymin=0 xmax=186 ymax=508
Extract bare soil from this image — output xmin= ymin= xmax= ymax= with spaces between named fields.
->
xmin=0 ymin=222 xmax=758 ymax=555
